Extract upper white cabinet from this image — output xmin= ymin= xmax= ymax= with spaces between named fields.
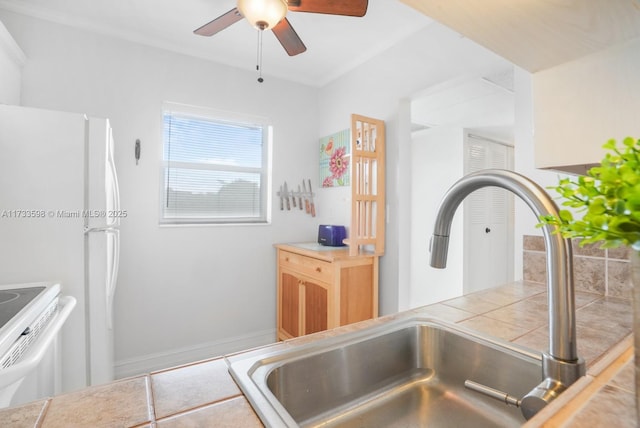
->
xmin=533 ymin=38 xmax=640 ymax=174
xmin=0 ymin=20 xmax=24 ymax=105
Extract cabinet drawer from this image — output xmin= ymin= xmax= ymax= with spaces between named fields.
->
xmin=279 ymin=250 xmax=333 ymax=283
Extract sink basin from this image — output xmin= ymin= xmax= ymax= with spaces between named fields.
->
xmin=227 ymin=317 xmax=543 ymax=427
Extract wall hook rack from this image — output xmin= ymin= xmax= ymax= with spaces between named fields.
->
xmin=277 ymin=178 xmax=316 ymax=217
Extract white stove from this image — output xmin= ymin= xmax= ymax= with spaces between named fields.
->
xmin=0 ymin=282 xmax=76 ymax=408
xmin=0 ymin=286 xmax=47 ymax=326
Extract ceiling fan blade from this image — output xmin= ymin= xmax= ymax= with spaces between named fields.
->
xmin=287 ymin=0 xmax=368 ymax=17
xmin=272 ymin=18 xmax=307 ymax=56
xmin=194 ymin=8 xmax=243 ymax=36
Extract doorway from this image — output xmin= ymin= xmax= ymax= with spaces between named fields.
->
xmin=408 ymin=70 xmax=515 ymax=307
xmin=463 ymin=134 xmax=514 ymax=294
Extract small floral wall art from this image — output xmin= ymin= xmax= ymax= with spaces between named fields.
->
xmin=319 ymin=129 xmax=350 ymax=188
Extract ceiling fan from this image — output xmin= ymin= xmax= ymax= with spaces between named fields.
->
xmin=193 ymin=0 xmax=369 ymax=57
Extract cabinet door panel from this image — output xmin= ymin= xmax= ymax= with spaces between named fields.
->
xmin=280 ymin=272 xmax=300 ymax=337
xmin=340 ymin=264 xmax=374 ymax=325
xmin=304 ymin=281 xmax=328 ymax=335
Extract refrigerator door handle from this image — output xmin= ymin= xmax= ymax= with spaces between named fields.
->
xmin=109 ymin=149 xmax=120 ymax=213
xmin=106 ymin=127 xmax=121 ymax=228
xmin=106 ymin=229 xmax=120 ymax=330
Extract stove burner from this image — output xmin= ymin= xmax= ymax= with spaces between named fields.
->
xmin=0 ymin=292 xmax=20 ymax=306
xmin=0 ymin=287 xmax=46 ymax=329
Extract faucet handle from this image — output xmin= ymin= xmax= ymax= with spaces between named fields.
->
xmin=520 ymin=377 xmax=566 ymax=420
xmin=465 ymin=377 xmax=566 ymax=421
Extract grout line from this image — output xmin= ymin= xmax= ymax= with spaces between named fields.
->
xmin=153 ymin=394 xmax=245 ymax=424
xmin=34 ymin=398 xmax=52 ymax=428
xmin=145 ymin=375 xmax=156 ymax=424
xmin=523 ymin=249 xmax=630 ymax=262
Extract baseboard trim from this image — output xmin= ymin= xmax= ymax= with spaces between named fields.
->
xmin=114 ymin=328 xmax=277 ymax=379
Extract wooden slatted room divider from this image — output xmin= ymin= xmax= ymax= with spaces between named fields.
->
xmin=347 ymin=114 xmax=385 ymax=256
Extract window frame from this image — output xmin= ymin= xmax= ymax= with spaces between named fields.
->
xmin=159 ymin=102 xmax=272 ymax=226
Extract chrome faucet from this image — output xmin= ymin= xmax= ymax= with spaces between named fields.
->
xmin=429 ymin=169 xmax=585 ymax=420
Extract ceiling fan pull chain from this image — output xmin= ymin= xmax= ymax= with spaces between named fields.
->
xmin=256 ymin=29 xmax=264 ymax=83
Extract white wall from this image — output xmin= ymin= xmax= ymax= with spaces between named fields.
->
xmin=0 ymin=19 xmax=23 ymax=104
xmin=316 ymin=21 xmax=512 ymax=314
xmin=410 ymin=127 xmax=464 ymax=305
xmin=0 ymin=10 xmax=319 ymax=379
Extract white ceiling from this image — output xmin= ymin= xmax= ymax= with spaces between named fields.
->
xmin=402 ymin=0 xmax=640 ymax=72
xmin=0 ymin=0 xmax=433 ymax=87
xmin=411 ymin=71 xmax=515 ymax=140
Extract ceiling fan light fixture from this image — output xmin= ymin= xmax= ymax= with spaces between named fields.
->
xmin=237 ymin=0 xmax=288 ymax=30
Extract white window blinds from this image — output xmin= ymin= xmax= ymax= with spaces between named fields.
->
xmin=161 ymin=104 xmax=270 ymax=224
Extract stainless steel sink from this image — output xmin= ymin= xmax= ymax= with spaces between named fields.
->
xmin=227 ymin=317 xmax=543 ymax=427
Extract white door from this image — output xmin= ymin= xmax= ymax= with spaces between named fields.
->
xmin=463 ymin=134 xmax=514 ymax=294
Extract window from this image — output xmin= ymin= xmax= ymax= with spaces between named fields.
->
xmin=160 ymin=103 xmax=271 ymax=224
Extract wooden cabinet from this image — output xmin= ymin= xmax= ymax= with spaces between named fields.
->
xmin=276 ymin=244 xmax=378 ymax=341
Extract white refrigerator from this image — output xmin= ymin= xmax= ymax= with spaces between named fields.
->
xmin=0 ymin=104 xmax=120 ymax=391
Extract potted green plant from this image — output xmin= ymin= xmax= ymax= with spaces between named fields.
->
xmin=539 ymin=137 xmax=640 ymax=249
xmin=539 ymin=136 xmax=640 ymax=419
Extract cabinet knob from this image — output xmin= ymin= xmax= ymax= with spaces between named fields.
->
xmin=285 ymin=257 xmax=290 ymax=262
xmin=316 ymin=267 xmax=322 ymax=272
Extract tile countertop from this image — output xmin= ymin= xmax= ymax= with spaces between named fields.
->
xmin=0 ymin=281 xmax=634 ymax=427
